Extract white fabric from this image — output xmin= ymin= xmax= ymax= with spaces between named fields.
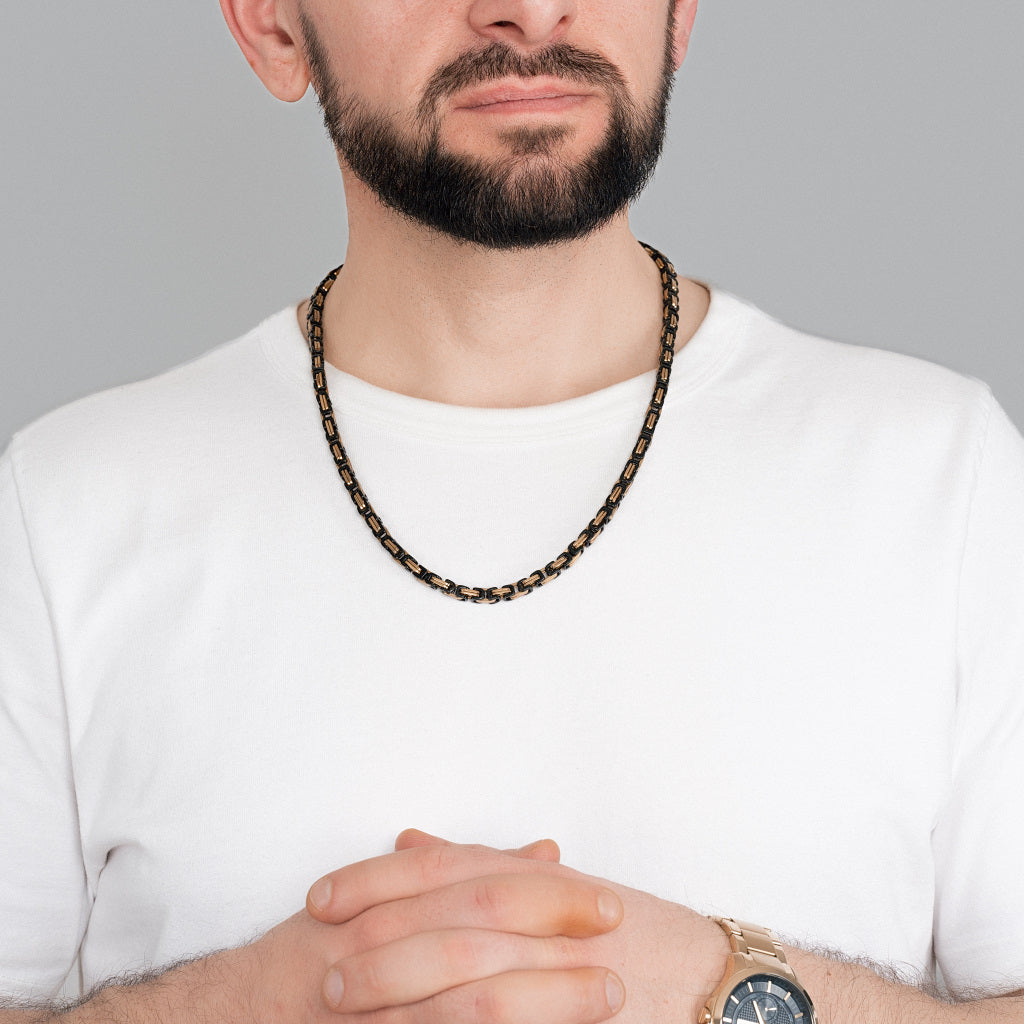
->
xmin=2 ymin=290 xmax=1024 ymax=1002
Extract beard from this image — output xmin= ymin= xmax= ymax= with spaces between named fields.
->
xmin=298 ymin=12 xmax=675 ymax=250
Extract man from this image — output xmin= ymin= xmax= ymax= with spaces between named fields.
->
xmin=2 ymin=1 xmax=1023 ymax=1023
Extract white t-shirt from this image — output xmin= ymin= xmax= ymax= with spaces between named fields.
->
xmin=2 ymin=290 xmax=1023 ymax=1001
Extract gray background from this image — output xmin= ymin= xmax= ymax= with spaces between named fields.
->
xmin=2 ymin=1 xmax=1022 ymax=449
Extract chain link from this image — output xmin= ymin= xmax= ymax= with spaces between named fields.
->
xmin=307 ymin=243 xmax=681 ymax=603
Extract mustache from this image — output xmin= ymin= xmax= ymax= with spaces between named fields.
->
xmin=418 ymin=42 xmax=630 ymax=119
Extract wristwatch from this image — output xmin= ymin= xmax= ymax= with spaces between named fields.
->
xmin=699 ymin=918 xmax=817 ymax=1024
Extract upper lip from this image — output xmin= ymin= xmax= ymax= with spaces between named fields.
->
xmin=454 ymin=77 xmax=593 ymax=110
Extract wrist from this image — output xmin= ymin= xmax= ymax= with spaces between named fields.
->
xmin=680 ymin=914 xmax=732 ymax=1023
xmin=698 ymin=918 xmax=817 ymax=1024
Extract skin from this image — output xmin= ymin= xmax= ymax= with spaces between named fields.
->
xmin=302 ymin=832 xmax=727 ymax=1024
xmin=219 ymin=0 xmax=710 ymax=408
xmin=2 ymin=5 xmax=1020 ymax=1024
xmin=5 ymin=840 xmax=625 ymax=1024
xmin=224 ymin=3 xmax=1024 ymax=1023
xmin=302 ymin=832 xmax=1024 ymax=1024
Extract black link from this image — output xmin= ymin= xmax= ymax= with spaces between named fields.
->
xmin=309 ymin=243 xmax=679 ymax=603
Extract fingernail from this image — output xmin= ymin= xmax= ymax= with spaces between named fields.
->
xmin=598 ymin=889 xmax=622 ymax=925
xmin=308 ymin=877 xmax=332 ymax=912
xmin=606 ymin=972 xmax=625 ymax=1013
xmin=324 ymin=968 xmax=345 ymax=1009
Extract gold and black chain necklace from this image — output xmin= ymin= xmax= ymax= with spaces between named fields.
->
xmin=307 ymin=242 xmax=680 ymax=604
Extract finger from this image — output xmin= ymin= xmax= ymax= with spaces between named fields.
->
xmin=324 ymin=929 xmax=581 ymax=1013
xmin=394 ymin=830 xmax=560 ymax=863
xmin=511 ymin=838 xmax=561 ymax=862
xmin=308 ymin=844 xmax=566 ymax=924
xmin=346 ymin=873 xmax=622 ymax=955
xmin=382 ymin=968 xmax=625 ymax=1024
xmin=395 ymin=829 xmax=449 ymax=851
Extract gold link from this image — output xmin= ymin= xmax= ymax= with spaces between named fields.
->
xmin=714 ymin=919 xmax=792 ymax=972
xmin=308 ymin=243 xmax=678 ymax=603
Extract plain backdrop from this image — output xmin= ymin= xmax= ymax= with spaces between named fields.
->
xmin=1 ymin=1 xmax=1022 ymax=449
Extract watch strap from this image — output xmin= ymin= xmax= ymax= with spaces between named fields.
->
xmin=713 ymin=918 xmax=795 ymax=978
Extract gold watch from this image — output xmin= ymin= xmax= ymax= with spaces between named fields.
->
xmin=699 ymin=918 xmax=817 ymax=1024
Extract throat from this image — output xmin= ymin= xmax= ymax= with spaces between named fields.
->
xmin=297 ymin=251 xmax=708 ymax=409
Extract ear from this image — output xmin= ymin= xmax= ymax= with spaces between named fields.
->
xmin=219 ymin=0 xmax=310 ymax=102
xmin=670 ymin=0 xmax=699 ymax=71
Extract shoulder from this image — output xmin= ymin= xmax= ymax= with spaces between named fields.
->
xmin=13 ymin=305 xmax=304 ymax=449
xmin=710 ymin=288 xmax=1001 ymax=446
xmin=5 ymin=305 xmax=309 ymax=518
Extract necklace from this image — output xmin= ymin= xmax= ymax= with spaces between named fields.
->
xmin=307 ymin=242 xmax=680 ymax=604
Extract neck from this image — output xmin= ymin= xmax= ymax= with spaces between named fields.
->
xmin=305 ymin=180 xmax=709 ymax=408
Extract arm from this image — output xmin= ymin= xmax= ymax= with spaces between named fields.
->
xmin=786 ymin=947 xmax=1024 ymax=1023
xmin=306 ymin=834 xmax=1024 ymax=1024
xmin=0 ymin=949 xmax=254 ymax=1024
xmin=0 ymin=840 xmax=618 ymax=1024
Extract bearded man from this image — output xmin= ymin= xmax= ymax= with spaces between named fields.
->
xmin=2 ymin=2 xmax=1023 ymax=1023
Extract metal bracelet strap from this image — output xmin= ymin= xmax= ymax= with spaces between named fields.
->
xmin=306 ymin=242 xmax=681 ymax=604
xmin=716 ymin=918 xmax=794 ymax=974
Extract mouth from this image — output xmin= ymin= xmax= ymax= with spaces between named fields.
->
xmin=453 ymin=77 xmax=595 ymax=114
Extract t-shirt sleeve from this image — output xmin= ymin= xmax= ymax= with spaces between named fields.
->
xmin=0 ymin=445 xmax=90 ymax=1000
xmin=932 ymin=395 xmax=1024 ymax=995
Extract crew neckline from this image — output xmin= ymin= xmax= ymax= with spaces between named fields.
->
xmin=260 ymin=283 xmax=752 ymax=444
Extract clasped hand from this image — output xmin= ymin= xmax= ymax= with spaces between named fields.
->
xmin=248 ymin=831 xmax=725 ymax=1024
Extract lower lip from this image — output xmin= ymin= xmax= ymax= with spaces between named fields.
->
xmin=459 ymin=94 xmax=589 ymax=115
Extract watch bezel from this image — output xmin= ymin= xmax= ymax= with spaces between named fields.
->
xmin=703 ymin=963 xmax=817 ymax=1024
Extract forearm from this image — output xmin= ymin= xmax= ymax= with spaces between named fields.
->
xmin=0 ymin=947 xmax=254 ymax=1024
xmin=787 ymin=945 xmax=1024 ymax=1024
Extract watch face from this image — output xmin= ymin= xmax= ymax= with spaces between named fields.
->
xmin=720 ymin=973 xmax=813 ymax=1024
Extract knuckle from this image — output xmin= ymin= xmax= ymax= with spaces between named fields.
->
xmin=471 ymin=878 xmax=511 ymax=922
xmin=351 ymin=905 xmax=396 ymax=951
xmin=353 ymin=955 xmax=389 ymax=1003
xmin=470 ymin=985 xmax=503 ymax=1024
xmin=418 ymin=844 xmax=456 ymax=886
xmin=445 ymin=981 xmax=501 ymax=1024
xmin=547 ymin=935 xmax=579 ymax=969
xmin=441 ymin=930 xmax=485 ymax=974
